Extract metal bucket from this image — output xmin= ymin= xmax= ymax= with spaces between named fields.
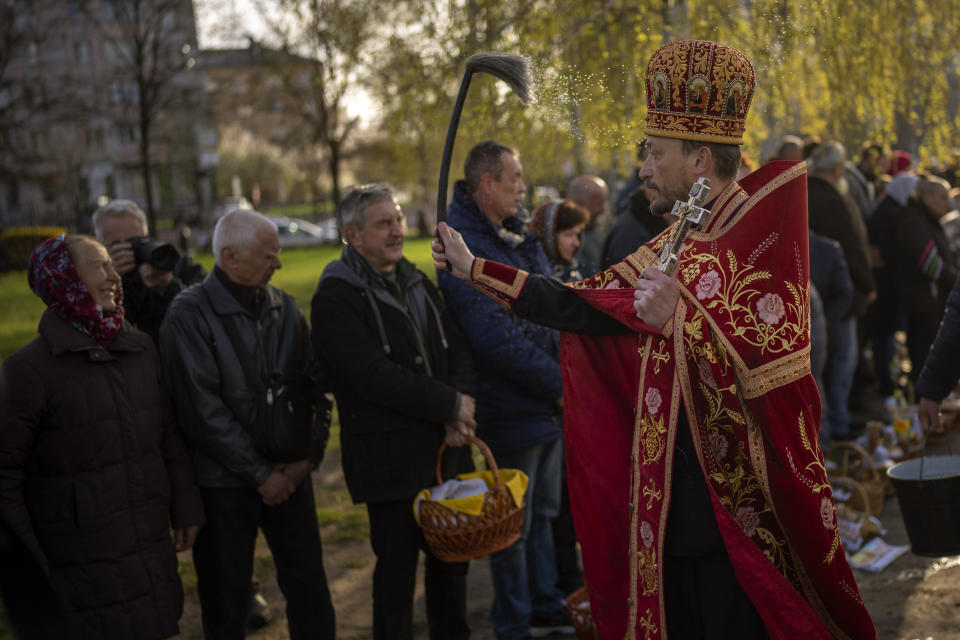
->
xmin=887 ymin=456 xmax=960 ymax=557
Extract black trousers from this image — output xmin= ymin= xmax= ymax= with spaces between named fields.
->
xmin=552 ymin=474 xmax=583 ymax=596
xmin=663 ymin=553 xmax=770 ymax=640
xmin=367 ymin=499 xmax=470 ymax=640
xmin=193 ymin=481 xmax=336 ymax=640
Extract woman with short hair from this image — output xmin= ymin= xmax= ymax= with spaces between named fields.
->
xmin=530 ymin=199 xmax=589 ymax=283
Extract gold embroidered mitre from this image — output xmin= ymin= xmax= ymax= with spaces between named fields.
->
xmin=644 ymin=40 xmax=756 ymax=145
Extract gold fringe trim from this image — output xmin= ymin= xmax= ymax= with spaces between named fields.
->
xmin=471 ymin=257 xmax=528 ymax=300
xmin=737 ymin=347 xmax=811 ymax=399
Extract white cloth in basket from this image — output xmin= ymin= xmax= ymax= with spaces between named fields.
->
xmin=415 ymin=477 xmax=489 ymax=520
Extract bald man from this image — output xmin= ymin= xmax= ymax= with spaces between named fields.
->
xmin=566 ymin=175 xmax=609 ymax=276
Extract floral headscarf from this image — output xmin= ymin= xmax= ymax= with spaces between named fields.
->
xmin=28 ymin=234 xmax=124 ymax=347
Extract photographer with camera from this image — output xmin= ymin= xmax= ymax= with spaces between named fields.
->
xmin=92 ymin=200 xmax=205 ymax=344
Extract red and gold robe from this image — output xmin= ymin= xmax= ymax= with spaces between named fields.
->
xmin=467 ymin=161 xmax=876 ymax=639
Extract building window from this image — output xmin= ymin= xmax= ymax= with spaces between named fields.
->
xmin=75 ymin=42 xmax=91 ymax=66
xmin=86 ymin=127 xmax=103 ymax=152
xmin=118 ymin=125 xmax=138 ymax=144
xmin=32 ymin=131 xmax=47 ymax=154
xmin=109 ymin=81 xmax=139 ymax=104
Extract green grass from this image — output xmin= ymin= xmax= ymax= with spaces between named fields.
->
xmin=315 ymin=504 xmax=371 ymax=542
xmin=0 ymin=237 xmax=438 ymax=358
xmin=264 ymin=202 xmax=336 ymax=219
xmin=178 ymin=557 xmax=199 ymax=595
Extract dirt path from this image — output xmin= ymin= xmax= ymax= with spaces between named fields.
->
xmin=175 ymin=432 xmax=960 ymax=640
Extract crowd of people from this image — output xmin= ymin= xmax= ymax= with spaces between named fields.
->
xmin=3 ymin=38 xmax=960 ymax=640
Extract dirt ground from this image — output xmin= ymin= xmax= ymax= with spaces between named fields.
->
xmin=174 ymin=428 xmax=960 ymax=640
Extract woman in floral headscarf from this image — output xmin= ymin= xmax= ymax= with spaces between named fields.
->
xmin=0 ymin=234 xmax=204 ymax=640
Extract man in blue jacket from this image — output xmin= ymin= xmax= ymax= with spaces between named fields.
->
xmin=439 ymin=140 xmax=572 ymax=639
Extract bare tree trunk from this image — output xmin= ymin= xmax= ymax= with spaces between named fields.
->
xmin=328 ymin=140 xmax=341 ymax=215
xmin=139 ymin=117 xmax=157 ymax=232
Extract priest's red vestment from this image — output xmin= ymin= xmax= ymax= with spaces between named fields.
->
xmin=467 ymin=161 xmax=877 ymax=639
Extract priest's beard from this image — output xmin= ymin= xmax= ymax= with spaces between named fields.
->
xmin=647 ymin=170 xmax=693 ymax=216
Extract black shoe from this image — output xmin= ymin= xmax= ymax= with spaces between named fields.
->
xmin=530 ymin=610 xmax=575 ymax=637
xmin=247 ymin=590 xmax=272 ymax=630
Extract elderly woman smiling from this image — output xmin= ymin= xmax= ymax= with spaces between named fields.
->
xmin=0 ymin=234 xmax=204 ymax=640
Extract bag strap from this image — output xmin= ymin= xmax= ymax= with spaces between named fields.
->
xmin=202 ymin=286 xmax=270 ymax=395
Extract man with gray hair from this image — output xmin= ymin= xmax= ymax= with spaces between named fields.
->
xmin=160 ymin=209 xmax=335 ymax=639
xmin=808 ymin=141 xmax=876 ymax=442
xmin=92 ymin=199 xmax=204 ymax=343
xmin=312 ymin=184 xmax=476 ymax=640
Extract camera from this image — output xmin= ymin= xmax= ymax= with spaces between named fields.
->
xmin=128 ymin=236 xmax=180 ymax=272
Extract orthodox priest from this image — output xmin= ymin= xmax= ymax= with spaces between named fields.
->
xmin=433 ymin=41 xmax=876 ymax=640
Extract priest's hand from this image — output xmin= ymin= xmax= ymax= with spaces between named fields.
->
xmin=634 ymin=267 xmax=680 ymax=330
xmin=433 ymin=223 xmax=475 ymax=279
xmin=918 ymin=397 xmax=944 ymax=435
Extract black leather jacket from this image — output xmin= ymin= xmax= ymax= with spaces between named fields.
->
xmin=160 ymin=272 xmax=326 ymax=488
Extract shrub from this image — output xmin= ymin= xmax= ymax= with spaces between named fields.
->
xmin=0 ymin=226 xmax=67 ymax=270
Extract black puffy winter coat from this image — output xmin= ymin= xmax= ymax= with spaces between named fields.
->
xmin=0 ymin=312 xmax=203 ymax=639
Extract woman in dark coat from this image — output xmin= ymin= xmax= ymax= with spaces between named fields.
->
xmin=0 ymin=234 xmax=204 ymax=640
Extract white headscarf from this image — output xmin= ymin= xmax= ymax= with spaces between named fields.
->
xmin=885 ymin=173 xmax=919 ymax=207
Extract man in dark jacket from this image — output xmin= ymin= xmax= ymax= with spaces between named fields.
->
xmin=894 ymin=176 xmax=958 ymax=379
xmin=312 ymin=184 xmax=476 ymax=640
xmin=865 ymin=174 xmax=918 ymax=399
xmin=160 ymin=209 xmax=335 ymax=640
xmin=601 ymin=183 xmax=668 ymax=269
xmin=917 ymin=275 xmax=960 ymax=433
xmin=809 ymin=231 xmax=854 ymax=446
xmin=845 ymin=141 xmax=889 ymax=220
xmin=807 ymin=141 xmax=876 ymax=440
xmin=439 ymin=141 xmax=573 ymax=640
xmin=567 ymin=174 xmax=609 ymax=277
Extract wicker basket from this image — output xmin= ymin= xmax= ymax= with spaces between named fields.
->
xmin=418 ymin=435 xmax=525 ymax=563
xmin=827 ymin=441 xmax=887 ymax=517
xmin=565 ymin=586 xmax=601 ymax=640
xmin=830 ymin=475 xmax=872 ymax=516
